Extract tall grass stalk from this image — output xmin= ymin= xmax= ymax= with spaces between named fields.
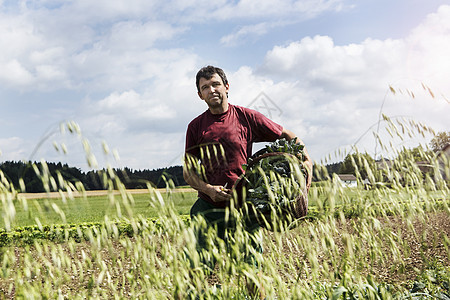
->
xmin=0 ymin=119 xmax=448 ymax=299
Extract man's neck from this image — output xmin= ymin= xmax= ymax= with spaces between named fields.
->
xmin=209 ymin=102 xmax=229 ymax=114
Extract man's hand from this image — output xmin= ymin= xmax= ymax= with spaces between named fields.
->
xmin=183 ymin=163 xmax=232 ymax=203
xmin=206 ymin=184 xmax=232 ymax=202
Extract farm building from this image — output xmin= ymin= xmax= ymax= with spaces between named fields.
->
xmin=337 ymin=174 xmax=358 ymax=188
xmin=437 ymin=143 xmax=450 ymax=180
xmin=374 ymin=144 xmax=450 ymax=183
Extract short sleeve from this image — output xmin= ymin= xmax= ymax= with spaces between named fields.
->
xmin=247 ymin=109 xmax=283 ymax=143
xmin=185 ymin=122 xmax=200 ymax=158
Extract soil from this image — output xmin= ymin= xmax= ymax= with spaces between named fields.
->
xmin=277 ymin=211 xmax=450 ymax=286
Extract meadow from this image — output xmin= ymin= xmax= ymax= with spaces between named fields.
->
xmin=11 ymin=189 xmax=198 ymax=227
xmin=0 ymin=118 xmax=449 ymax=299
xmin=10 ymin=187 xmax=326 ymax=228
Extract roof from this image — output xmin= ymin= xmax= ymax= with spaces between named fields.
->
xmin=376 ymin=159 xmax=393 ymax=170
xmin=338 ymin=174 xmax=357 ymax=181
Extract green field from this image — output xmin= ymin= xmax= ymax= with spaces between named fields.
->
xmin=10 ymin=189 xmax=198 ymax=228
xmin=7 ymin=184 xmax=443 ymax=229
xmin=8 ymin=187 xmax=334 ymax=228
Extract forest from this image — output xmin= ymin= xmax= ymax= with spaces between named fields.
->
xmin=0 ymin=161 xmax=186 ymax=192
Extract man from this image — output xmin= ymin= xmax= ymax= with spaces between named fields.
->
xmin=183 ymin=65 xmax=312 ymax=297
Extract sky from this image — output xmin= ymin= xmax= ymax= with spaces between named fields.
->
xmin=1 ymin=0 xmax=449 ymax=171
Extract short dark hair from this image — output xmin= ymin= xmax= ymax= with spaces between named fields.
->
xmin=195 ymin=65 xmax=228 ymax=93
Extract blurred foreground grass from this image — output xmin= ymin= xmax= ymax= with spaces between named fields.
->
xmin=0 ymin=116 xmax=448 ymax=298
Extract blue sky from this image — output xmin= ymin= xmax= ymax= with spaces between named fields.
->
xmin=1 ymin=0 xmax=449 ymax=171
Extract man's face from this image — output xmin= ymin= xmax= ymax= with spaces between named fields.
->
xmin=197 ymin=73 xmax=229 ymax=109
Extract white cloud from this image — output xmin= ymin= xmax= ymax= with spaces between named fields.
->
xmin=68 ymin=56 xmax=203 ymax=169
xmin=0 ymin=137 xmax=28 ymax=161
xmin=0 ymin=2 xmax=187 ymax=91
xmin=0 ymin=0 xmax=348 ymax=90
xmin=261 ymin=35 xmax=408 ymax=95
xmin=100 ymin=21 xmax=187 ymax=52
xmin=403 ymin=5 xmax=450 ymax=88
xmin=0 ymin=13 xmax=71 ymax=89
xmin=78 ymin=90 xmax=176 ymax=139
xmin=151 ymin=0 xmax=345 ymax=23
xmin=0 ymin=60 xmax=34 ymax=86
xmin=251 ymin=5 xmax=450 ymax=161
xmin=217 ymin=0 xmax=345 ymax=20
xmin=68 ymin=47 xmax=196 ymax=92
xmin=104 ymin=131 xmax=186 ymax=170
xmin=45 ymin=0 xmax=159 ymax=23
xmin=97 ymin=90 xmax=175 ymax=121
xmin=261 ymin=5 xmax=450 ymax=94
xmin=218 ymin=0 xmax=347 ymax=45
xmin=221 ymin=22 xmax=275 ymax=47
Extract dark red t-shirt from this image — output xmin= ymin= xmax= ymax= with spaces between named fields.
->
xmin=185 ymin=104 xmax=283 ymax=207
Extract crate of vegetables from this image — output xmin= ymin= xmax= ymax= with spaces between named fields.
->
xmin=234 ymin=138 xmax=309 ymax=230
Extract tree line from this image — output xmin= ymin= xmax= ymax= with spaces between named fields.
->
xmin=0 ymin=161 xmax=187 ymax=193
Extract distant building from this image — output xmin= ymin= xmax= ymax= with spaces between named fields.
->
xmin=337 ymin=174 xmax=358 ymax=188
xmin=374 ymin=144 xmax=449 ymax=183
xmin=376 ymin=159 xmax=393 ymax=170
xmin=437 ymin=143 xmax=450 ymax=180
xmin=416 ymin=161 xmax=432 ymax=173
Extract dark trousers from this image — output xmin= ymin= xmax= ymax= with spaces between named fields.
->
xmin=189 ymin=197 xmax=263 ymax=272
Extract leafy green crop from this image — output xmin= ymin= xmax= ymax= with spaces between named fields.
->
xmin=239 ymin=138 xmax=309 ymax=226
xmin=0 ymin=216 xmax=191 ymax=246
xmin=250 ymin=137 xmax=307 ymax=159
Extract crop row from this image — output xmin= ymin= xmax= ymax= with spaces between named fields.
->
xmin=0 ymin=215 xmax=191 ymax=247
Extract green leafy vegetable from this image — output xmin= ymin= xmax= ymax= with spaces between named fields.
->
xmin=242 ymin=138 xmax=308 ymax=220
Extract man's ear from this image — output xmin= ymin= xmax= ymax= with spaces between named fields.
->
xmin=197 ymin=91 xmax=204 ymax=100
xmin=225 ymin=83 xmax=229 ymax=98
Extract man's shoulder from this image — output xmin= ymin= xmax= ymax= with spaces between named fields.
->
xmin=188 ymin=110 xmax=209 ymax=126
xmin=230 ymin=104 xmax=258 ymax=116
xmin=230 ymin=104 xmax=265 ymax=120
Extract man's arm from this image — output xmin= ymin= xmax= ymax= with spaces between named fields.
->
xmin=183 ymin=156 xmax=231 ymax=202
xmin=280 ymin=128 xmax=313 ymax=190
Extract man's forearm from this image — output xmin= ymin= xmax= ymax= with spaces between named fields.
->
xmin=183 ymin=167 xmax=231 ymax=202
xmin=183 ymin=168 xmax=211 ymax=195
